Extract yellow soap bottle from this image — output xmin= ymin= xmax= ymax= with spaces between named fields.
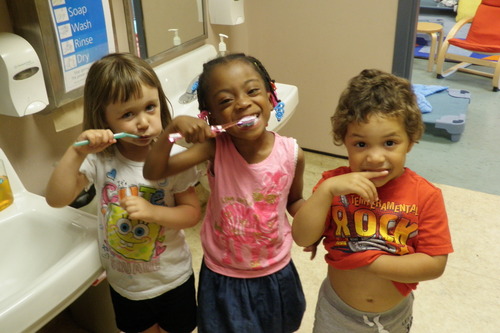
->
xmin=0 ymin=159 xmax=14 ymax=211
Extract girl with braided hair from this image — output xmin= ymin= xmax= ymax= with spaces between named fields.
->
xmin=144 ymin=53 xmax=306 ymax=332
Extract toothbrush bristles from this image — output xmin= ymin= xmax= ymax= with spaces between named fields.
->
xmin=237 ymin=115 xmax=257 ymax=127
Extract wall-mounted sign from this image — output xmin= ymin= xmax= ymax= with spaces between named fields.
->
xmin=49 ymin=0 xmax=115 ymax=92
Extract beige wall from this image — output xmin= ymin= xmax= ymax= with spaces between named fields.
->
xmin=142 ymin=0 xmax=203 ymax=56
xmin=0 ymin=0 xmax=399 ymax=195
xmin=221 ymin=0 xmax=399 ymax=156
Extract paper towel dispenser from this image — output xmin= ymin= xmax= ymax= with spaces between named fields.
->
xmin=7 ymin=0 xmax=116 ymax=112
xmin=208 ymin=0 xmax=245 ymax=25
xmin=0 ymin=32 xmax=48 ymax=117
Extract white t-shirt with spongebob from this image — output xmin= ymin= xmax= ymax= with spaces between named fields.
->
xmin=80 ymin=148 xmax=199 ymax=300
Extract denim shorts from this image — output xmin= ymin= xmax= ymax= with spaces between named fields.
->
xmin=109 ymin=274 xmax=197 ymax=333
xmin=313 ymin=278 xmax=413 ymax=333
xmin=197 ymin=260 xmax=306 ymax=333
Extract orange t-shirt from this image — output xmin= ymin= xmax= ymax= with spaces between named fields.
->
xmin=316 ymin=167 xmax=453 ymax=296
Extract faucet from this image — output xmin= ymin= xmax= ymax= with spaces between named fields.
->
xmin=178 ymin=75 xmax=199 ymax=104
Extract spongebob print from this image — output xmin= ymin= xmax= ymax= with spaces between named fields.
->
xmin=106 ymin=202 xmax=163 ymax=262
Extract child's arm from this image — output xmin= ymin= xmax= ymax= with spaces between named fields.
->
xmin=363 ymin=188 xmax=450 ymax=283
xmin=144 ymin=115 xmax=215 ymax=180
xmin=292 ymin=170 xmax=388 ymax=247
xmin=120 ymin=186 xmax=201 ymax=229
xmin=46 ymin=129 xmax=116 ymax=207
xmin=363 ymin=253 xmax=448 ymax=283
xmin=286 ymin=147 xmax=305 ymax=217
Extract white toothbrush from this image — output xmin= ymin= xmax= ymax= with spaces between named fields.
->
xmin=168 ymin=115 xmax=258 ymax=143
xmin=73 ymin=132 xmax=140 ymax=146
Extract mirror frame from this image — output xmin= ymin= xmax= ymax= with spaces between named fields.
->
xmin=123 ymin=0 xmax=208 ymax=66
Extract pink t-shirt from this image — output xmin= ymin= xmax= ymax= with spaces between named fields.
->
xmin=202 ymin=132 xmax=298 ymax=278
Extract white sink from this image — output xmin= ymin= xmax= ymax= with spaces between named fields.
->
xmin=0 ymin=149 xmax=103 ymax=333
xmin=154 ymin=44 xmax=299 ymax=147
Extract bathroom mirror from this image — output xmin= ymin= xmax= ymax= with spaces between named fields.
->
xmin=123 ymin=0 xmax=207 ymax=65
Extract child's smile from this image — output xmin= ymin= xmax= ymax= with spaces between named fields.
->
xmin=206 ymin=62 xmax=273 ymax=136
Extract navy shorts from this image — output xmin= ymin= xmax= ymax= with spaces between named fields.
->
xmin=109 ymin=274 xmax=197 ymax=333
xmin=197 ymin=260 xmax=306 ymax=333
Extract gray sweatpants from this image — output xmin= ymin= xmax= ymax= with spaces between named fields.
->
xmin=313 ymin=278 xmax=414 ymax=333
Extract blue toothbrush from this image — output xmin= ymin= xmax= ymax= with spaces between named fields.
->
xmin=73 ymin=132 xmax=140 ymax=146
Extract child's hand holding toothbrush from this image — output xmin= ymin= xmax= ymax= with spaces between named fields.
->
xmin=166 ymin=116 xmax=217 ymax=144
xmin=166 ymin=115 xmax=258 ymax=143
xmin=72 ymin=129 xmax=118 ymax=154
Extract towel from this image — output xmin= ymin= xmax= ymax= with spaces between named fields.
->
xmin=412 ymin=84 xmax=448 ymax=113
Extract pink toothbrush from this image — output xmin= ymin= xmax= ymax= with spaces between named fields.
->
xmin=168 ymin=115 xmax=258 ymax=143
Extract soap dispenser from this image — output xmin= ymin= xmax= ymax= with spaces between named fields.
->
xmin=168 ymin=29 xmax=182 ymax=46
xmin=218 ymin=34 xmax=228 ymax=56
xmin=0 ymin=32 xmax=49 ymax=117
